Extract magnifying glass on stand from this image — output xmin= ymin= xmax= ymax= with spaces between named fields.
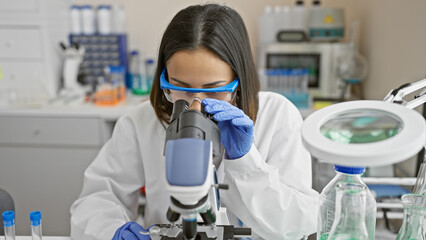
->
xmin=302 ymin=78 xmax=426 ymax=238
xmin=302 ymin=78 xmax=426 ymax=188
xmin=302 ymin=100 xmax=424 ymax=167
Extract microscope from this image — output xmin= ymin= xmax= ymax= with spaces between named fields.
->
xmin=155 ymin=99 xmax=251 ymax=240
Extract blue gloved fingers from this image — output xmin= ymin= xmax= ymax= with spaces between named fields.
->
xmin=213 ymin=109 xmax=245 ymax=122
xmin=231 ymin=117 xmax=254 ymax=136
xmin=128 ymin=223 xmax=151 ymax=240
xmin=128 ymin=222 xmax=146 ymax=234
xmin=112 ymin=222 xmax=133 ymax=240
xmin=202 ymin=98 xmax=235 ymax=113
xmin=202 ymin=98 xmax=254 ymax=160
xmin=112 ymin=222 xmax=151 ymax=240
xmin=121 ymin=230 xmax=139 ymax=240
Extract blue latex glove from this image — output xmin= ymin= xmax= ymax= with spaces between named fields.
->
xmin=202 ymin=98 xmax=254 ymax=159
xmin=112 ymin=222 xmax=151 ymax=240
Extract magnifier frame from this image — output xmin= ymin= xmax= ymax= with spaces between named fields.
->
xmin=302 ymin=100 xmax=425 ymax=167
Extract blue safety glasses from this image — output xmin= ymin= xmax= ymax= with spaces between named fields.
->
xmin=160 ymin=68 xmax=239 ymax=103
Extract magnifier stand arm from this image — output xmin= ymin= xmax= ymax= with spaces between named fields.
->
xmin=384 ymin=78 xmax=426 ymax=109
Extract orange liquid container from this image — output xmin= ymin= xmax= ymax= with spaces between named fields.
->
xmin=95 ymin=66 xmax=126 ymax=106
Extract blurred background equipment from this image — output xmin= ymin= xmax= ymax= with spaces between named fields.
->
xmin=258 ymin=42 xmax=352 ymax=107
xmin=129 ymin=50 xmax=149 ymax=95
xmin=67 ymin=3 xmax=129 ymax=100
xmin=308 ymin=1 xmax=345 ymax=42
xmin=337 ymin=20 xmax=369 ymax=100
xmin=257 ymin=0 xmax=352 ymax=110
xmin=0 ymin=0 xmax=69 ymax=106
xmin=95 ymin=66 xmax=126 ymax=106
xmin=58 ymin=42 xmax=86 ymax=96
xmin=258 ymin=0 xmax=344 ymax=46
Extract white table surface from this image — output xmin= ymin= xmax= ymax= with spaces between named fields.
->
xmin=1 ymin=237 xmax=71 ymax=240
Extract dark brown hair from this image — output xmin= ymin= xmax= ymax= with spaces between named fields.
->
xmin=150 ymin=4 xmax=260 ymax=125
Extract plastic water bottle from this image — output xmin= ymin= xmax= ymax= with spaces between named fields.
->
xmin=272 ymin=6 xmax=283 ymax=38
xmin=70 ymin=5 xmax=82 ymax=35
xmin=258 ymin=6 xmax=275 ymax=45
xmin=291 ymin=0 xmax=308 ymax=34
xmin=30 ymin=211 xmax=42 ymax=240
xmin=97 ymin=5 xmax=112 ymax=35
xmin=317 ymin=165 xmax=376 ymax=240
xmin=281 ymin=6 xmax=291 ymax=31
xmin=81 ymin=5 xmax=96 ymax=35
xmin=145 ymin=58 xmax=156 ymax=92
xmin=2 ymin=211 xmax=16 ymax=240
xmin=111 ymin=4 xmax=126 ymax=34
xmin=129 ymin=51 xmax=149 ymax=95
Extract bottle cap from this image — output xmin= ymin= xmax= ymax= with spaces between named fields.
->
xmin=71 ymin=5 xmax=80 ymax=10
xmin=98 ymin=5 xmax=112 ymax=10
xmin=2 ymin=211 xmax=15 ymax=227
xmin=146 ymin=59 xmax=155 ymax=64
xmin=82 ymin=5 xmax=93 ymax=9
xmin=30 ymin=211 xmax=41 ymax=227
xmin=334 ymin=165 xmax=366 ymax=174
xmin=131 ymin=50 xmax=139 ymax=56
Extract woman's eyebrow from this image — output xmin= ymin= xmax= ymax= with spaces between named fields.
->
xmin=202 ymin=81 xmax=227 ymax=87
xmin=170 ymin=77 xmax=191 ymax=87
xmin=170 ymin=77 xmax=227 ymax=88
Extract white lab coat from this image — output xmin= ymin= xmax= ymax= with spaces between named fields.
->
xmin=70 ymin=91 xmax=319 ymax=240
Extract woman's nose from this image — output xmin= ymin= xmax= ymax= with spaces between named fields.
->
xmin=188 ymin=97 xmax=202 ymax=111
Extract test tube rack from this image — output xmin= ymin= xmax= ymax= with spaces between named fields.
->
xmin=69 ymin=34 xmax=128 ymax=88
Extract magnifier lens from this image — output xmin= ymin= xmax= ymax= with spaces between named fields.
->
xmin=320 ymin=109 xmax=403 ymax=144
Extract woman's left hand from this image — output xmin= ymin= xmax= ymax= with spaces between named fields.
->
xmin=202 ymin=98 xmax=253 ymax=159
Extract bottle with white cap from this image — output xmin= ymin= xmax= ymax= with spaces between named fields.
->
xmin=2 ymin=211 xmax=15 ymax=240
xmin=30 ymin=211 xmax=42 ymax=240
xmin=291 ymin=0 xmax=308 ymax=34
xmin=81 ymin=5 xmax=96 ymax=35
xmin=70 ymin=5 xmax=82 ymax=35
xmin=129 ymin=51 xmax=149 ymax=95
xmin=281 ymin=6 xmax=291 ymax=31
xmin=97 ymin=5 xmax=112 ymax=35
xmin=258 ymin=6 xmax=274 ymax=46
xmin=272 ymin=5 xmax=283 ymax=40
xmin=111 ymin=4 xmax=126 ymax=34
xmin=145 ymin=58 xmax=156 ymax=92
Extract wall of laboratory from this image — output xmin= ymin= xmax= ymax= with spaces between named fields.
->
xmin=352 ymin=0 xmax=426 ymax=100
xmin=74 ymin=0 xmax=426 ymax=101
xmin=73 ymin=0 xmax=358 ymax=65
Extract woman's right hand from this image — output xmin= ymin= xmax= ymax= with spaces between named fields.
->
xmin=112 ymin=222 xmax=150 ymax=240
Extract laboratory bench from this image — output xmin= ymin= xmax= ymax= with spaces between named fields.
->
xmin=0 ymin=95 xmax=147 ymax=236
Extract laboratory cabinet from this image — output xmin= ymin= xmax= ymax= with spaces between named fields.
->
xmin=0 ymin=114 xmax=110 ymax=236
xmin=0 ymin=0 xmax=70 ymax=102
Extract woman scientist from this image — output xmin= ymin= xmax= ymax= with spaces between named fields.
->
xmin=70 ymin=4 xmax=319 ymax=240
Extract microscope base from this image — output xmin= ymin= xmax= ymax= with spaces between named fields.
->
xmin=152 ymin=224 xmax=251 ymax=240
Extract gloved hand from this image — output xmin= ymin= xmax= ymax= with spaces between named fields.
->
xmin=112 ymin=222 xmax=151 ymax=240
xmin=202 ymin=98 xmax=254 ymax=159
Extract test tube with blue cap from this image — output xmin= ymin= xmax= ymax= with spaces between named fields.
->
xmin=30 ymin=211 xmax=42 ymax=240
xmin=2 ymin=211 xmax=16 ymax=240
